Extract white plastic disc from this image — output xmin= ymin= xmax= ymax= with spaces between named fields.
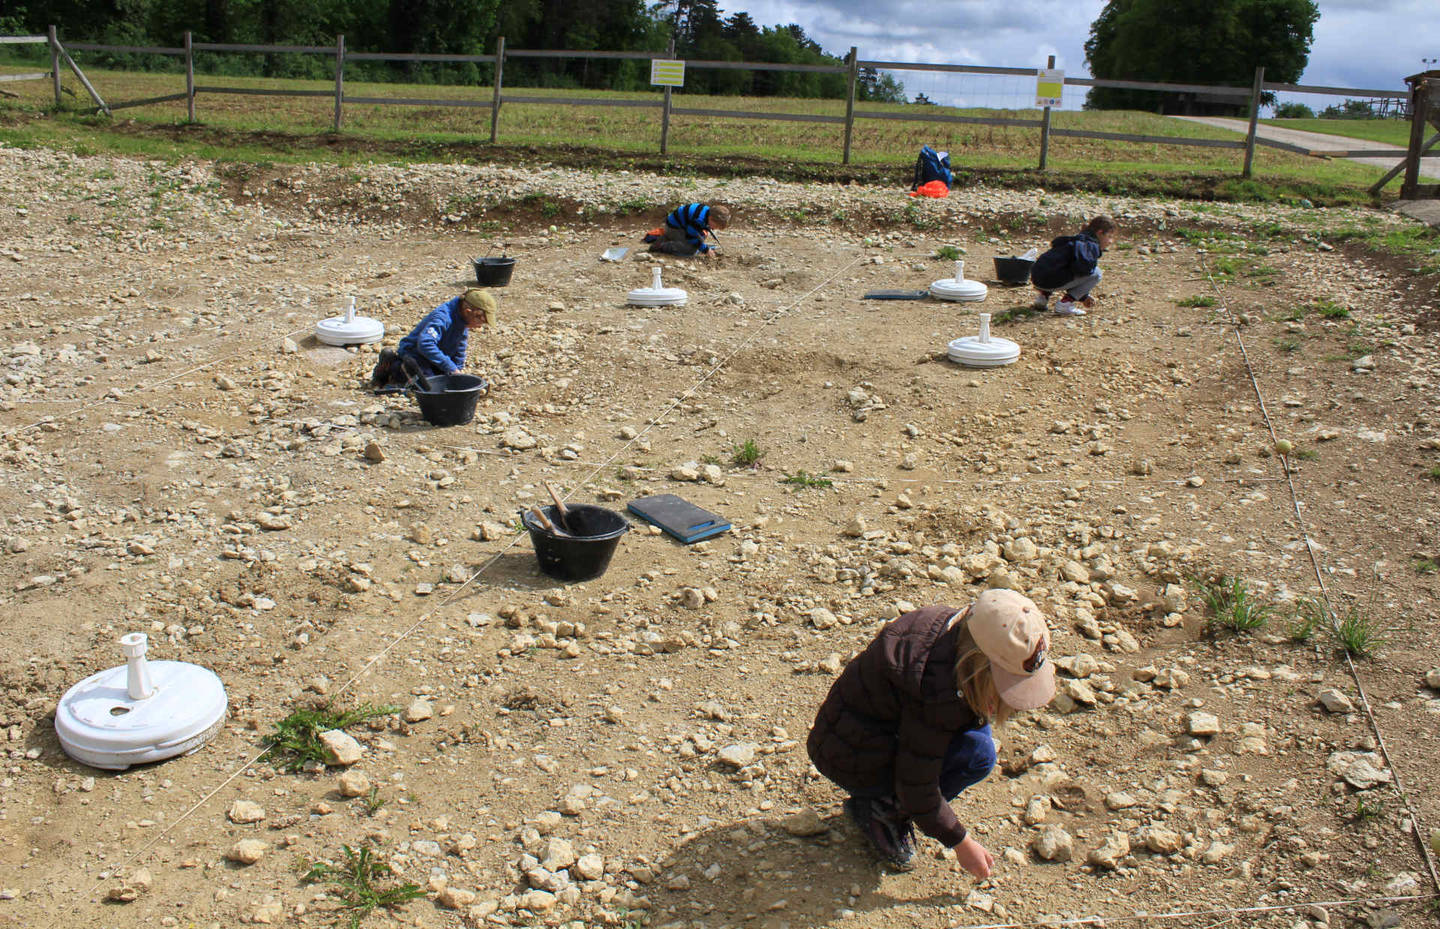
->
xmin=56 ymin=639 xmax=227 ymax=771
xmin=628 ymin=266 xmax=688 ymax=307
xmin=930 ymin=259 xmax=988 ymax=302
xmin=315 ymin=314 xmax=385 ymax=346
xmin=947 ymin=313 xmax=1020 ymax=367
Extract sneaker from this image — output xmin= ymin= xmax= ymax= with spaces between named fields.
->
xmin=1053 ymin=298 xmax=1086 ymax=317
xmin=1031 ymin=290 xmax=1051 ymax=310
xmin=848 ymin=797 xmax=917 ymax=871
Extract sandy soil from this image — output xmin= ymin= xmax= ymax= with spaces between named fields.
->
xmin=1 ymin=146 xmax=1439 ymax=929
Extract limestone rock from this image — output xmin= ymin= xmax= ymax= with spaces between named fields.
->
xmin=227 ymin=800 xmax=266 ymax=824
xmin=404 ymin=698 xmax=434 ymax=723
xmin=1327 ymin=751 xmax=1392 ymax=790
xmin=717 ymin=743 xmax=757 ymax=768
xmin=319 ymin=729 xmax=364 ymax=766
xmin=780 ymin=809 xmax=828 ymax=836
xmin=1186 ymin=712 xmax=1220 ymax=737
xmin=226 ymin=839 xmax=268 ymax=865
xmin=1318 ymin=688 xmax=1354 ymax=714
xmin=1087 ymin=831 xmax=1130 ymax=870
xmin=338 ymin=769 xmax=371 ymax=798
xmin=1032 ymin=825 xmax=1074 ymax=862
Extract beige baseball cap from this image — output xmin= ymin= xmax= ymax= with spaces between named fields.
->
xmin=967 ymin=589 xmax=1055 ymax=710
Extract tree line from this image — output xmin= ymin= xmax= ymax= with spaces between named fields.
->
xmin=0 ymin=0 xmax=907 ymax=101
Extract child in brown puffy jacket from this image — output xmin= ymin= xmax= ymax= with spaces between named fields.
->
xmin=806 ymin=590 xmax=1055 ymax=875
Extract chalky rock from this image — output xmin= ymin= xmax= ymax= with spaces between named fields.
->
xmin=717 ymin=743 xmax=757 ymax=768
xmin=319 ymin=729 xmax=364 ymax=766
xmin=1032 ymin=825 xmax=1074 ymax=861
xmin=1327 ymin=751 xmax=1392 ymax=790
xmin=628 ymin=266 xmax=687 ymax=307
xmin=56 ymin=633 xmax=227 ymax=771
xmin=1187 ymin=712 xmax=1221 ymax=737
xmin=781 ymin=809 xmax=828 ymax=836
xmin=315 ymin=296 xmax=384 ymax=346
xmin=1087 ymin=831 xmax=1130 ymax=870
xmin=930 ymin=260 xmax=988 ymax=302
xmin=1318 ymin=688 xmax=1355 ymax=714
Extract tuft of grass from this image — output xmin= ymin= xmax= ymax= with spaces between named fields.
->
xmin=1314 ymin=299 xmax=1351 ymax=319
xmin=1417 ymin=558 xmax=1439 ymax=575
xmin=362 ymin=786 xmax=386 ymax=816
xmin=731 ymin=439 xmax=764 ymax=467
xmin=1274 ymin=336 xmax=1302 ymax=353
xmin=1332 ymin=602 xmax=1385 ymax=657
xmin=303 ymin=844 xmax=424 ymax=929
xmin=1294 ymin=447 xmax=1319 ymax=461
xmin=261 ymin=704 xmax=398 ymax=773
xmin=1177 ymin=294 xmax=1217 ymax=308
xmin=1286 ymin=597 xmax=1325 ymax=642
xmin=1194 ymin=574 xmax=1271 ymax=636
xmin=1426 ymin=466 xmax=1440 ymax=481
xmin=991 ymin=303 xmax=1046 ymax=324
xmin=934 ymin=244 xmax=962 ymax=261
xmin=1350 ymin=796 xmax=1385 ymax=823
xmin=780 ymin=470 xmax=833 ymax=489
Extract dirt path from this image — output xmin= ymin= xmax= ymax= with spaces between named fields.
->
xmin=1172 ymin=115 xmax=1440 ymax=183
xmin=1 ymin=147 xmax=1439 ymax=929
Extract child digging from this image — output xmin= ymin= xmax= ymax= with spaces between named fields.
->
xmin=807 ymin=590 xmax=1055 ymax=876
xmin=370 ymin=288 xmax=496 ymax=392
xmin=646 ymin=203 xmax=731 ymax=259
xmin=1030 ymin=215 xmax=1118 ymax=317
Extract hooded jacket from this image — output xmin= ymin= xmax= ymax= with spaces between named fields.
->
xmin=664 ymin=203 xmax=718 ymax=254
xmin=1030 ymin=229 xmax=1104 ymax=290
xmin=396 ymin=297 xmax=469 ymax=375
xmin=806 ymin=605 xmax=982 ymax=848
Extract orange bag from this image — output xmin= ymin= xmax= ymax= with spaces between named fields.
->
xmin=908 ymin=180 xmax=950 ymax=199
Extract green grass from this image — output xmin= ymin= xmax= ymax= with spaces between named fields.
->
xmin=1428 ymin=466 xmax=1440 ymax=481
xmin=261 ymin=703 xmax=399 ymax=772
xmin=780 ymin=470 xmax=833 ymax=489
xmin=1415 ymin=558 xmax=1438 ymax=575
xmin=1262 ymin=117 xmax=1413 ymax=147
xmin=731 ymin=439 xmax=764 ymax=467
xmin=1332 ymin=602 xmax=1385 ymax=657
xmin=1313 ymin=299 xmax=1351 ymax=319
xmin=1327 ymin=223 xmax=1440 ymax=275
xmin=1194 ymin=574 xmax=1272 ymax=636
xmin=1274 ymin=336 xmax=1302 ymax=353
xmin=1350 ymin=796 xmax=1386 ymax=823
xmin=1293 ymin=447 xmax=1319 ymax=460
xmin=1177 ymin=295 xmax=1217 ymax=307
xmin=0 ymin=62 xmax=1404 ymax=202
xmin=303 ymin=844 xmax=424 ymax=929
xmin=362 ymin=786 xmax=386 ymax=816
xmin=935 ymin=244 xmax=962 ymax=261
xmin=1287 ymin=597 xmax=1325 ymax=642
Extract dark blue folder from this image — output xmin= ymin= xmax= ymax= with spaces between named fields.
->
xmin=627 ymin=494 xmax=731 ymax=544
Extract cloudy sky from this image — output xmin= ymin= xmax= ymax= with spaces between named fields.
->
xmin=729 ymin=0 xmax=1436 ymax=110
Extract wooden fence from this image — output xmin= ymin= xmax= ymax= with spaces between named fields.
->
xmin=0 ymin=28 xmax=1416 ymax=181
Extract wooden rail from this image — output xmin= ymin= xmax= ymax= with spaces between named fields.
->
xmin=18 ymin=28 xmax=1418 ymax=180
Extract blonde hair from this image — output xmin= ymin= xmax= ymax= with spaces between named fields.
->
xmin=953 ymin=620 xmax=1015 ymax=726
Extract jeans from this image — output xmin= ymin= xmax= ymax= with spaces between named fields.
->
xmin=1056 ymin=268 xmax=1102 ymax=301
xmin=850 ymin=724 xmax=996 ymax=803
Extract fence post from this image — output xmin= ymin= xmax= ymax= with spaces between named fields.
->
xmin=1242 ymin=65 xmax=1264 ymax=178
xmin=490 ymin=36 xmax=504 ymax=144
xmin=184 ymin=31 xmax=195 ymax=122
xmin=48 ymin=25 xmax=61 ymax=106
xmin=660 ymin=37 xmax=675 ymax=156
xmin=1038 ymin=55 xmax=1056 ymax=170
xmin=842 ymin=46 xmax=858 ymax=165
xmin=333 ymin=34 xmax=345 ymax=132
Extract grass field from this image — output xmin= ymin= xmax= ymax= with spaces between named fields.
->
xmin=0 ymin=61 xmax=1406 ymax=203
xmin=1262 ymin=117 xmax=1415 ymax=147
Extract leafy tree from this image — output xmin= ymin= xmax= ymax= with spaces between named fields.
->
xmin=913 ymin=91 xmax=935 ymax=105
xmin=1318 ymin=99 xmax=1376 ymax=119
xmin=1272 ymin=101 xmax=1313 ymax=118
xmin=1083 ymin=0 xmax=1318 ymax=114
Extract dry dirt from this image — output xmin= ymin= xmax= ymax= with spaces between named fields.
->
xmin=1 ymin=146 xmax=1440 ymax=929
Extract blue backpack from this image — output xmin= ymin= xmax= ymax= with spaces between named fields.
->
xmin=911 ymin=145 xmax=952 ymax=190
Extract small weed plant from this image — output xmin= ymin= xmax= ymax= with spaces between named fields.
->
xmin=1314 ymin=299 xmax=1351 ymax=319
xmin=1286 ymin=597 xmax=1326 ymax=642
xmin=1275 ymin=336 xmax=1302 ymax=353
xmin=1416 ymin=558 xmax=1439 ymax=575
xmin=304 ymin=844 xmax=424 ymax=929
xmin=1350 ymin=796 xmax=1385 ymax=823
xmin=1177 ymin=294 xmax=1217 ymax=308
xmin=362 ymin=786 xmax=386 ymax=816
xmin=781 ymin=470 xmax=833 ymax=489
xmin=731 ymin=439 xmax=764 ymax=467
xmin=1294 ymin=447 xmax=1319 ymax=461
xmin=1332 ymin=601 xmax=1385 ymax=657
xmin=1427 ymin=465 xmax=1440 ymax=481
xmin=935 ymin=244 xmax=962 ymax=261
xmin=1194 ymin=574 xmax=1271 ymax=636
xmin=262 ymin=704 xmax=398 ymax=772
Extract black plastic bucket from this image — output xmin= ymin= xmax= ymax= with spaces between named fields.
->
xmin=521 ymin=504 xmax=630 ymax=582
xmin=993 ymin=256 xmax=1035 ymax=285
xmin=413 ymin=374 xmax=488 ymax=427
xmin=473 ymin=256 xmax=516 ymax=287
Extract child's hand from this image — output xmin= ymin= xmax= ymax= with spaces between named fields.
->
xmin=954 ymin=834 xmax=994 ymax=879
xmin=702 ymin=249 xmax=719 ymax=260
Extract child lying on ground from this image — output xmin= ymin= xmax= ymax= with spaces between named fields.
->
xmin=1030 ymin=215 xmax=1118 ymax=317
xmin=370 ymin=289 xmax=495 ymax=392
xmin=807 ymin=589 xmax=1055 ymax=875
xmin=644 ymin=203 xmax=731 ymax=258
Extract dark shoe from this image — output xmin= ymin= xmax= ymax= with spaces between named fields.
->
xmin=846 ymin=797 xmax=917 ymax=871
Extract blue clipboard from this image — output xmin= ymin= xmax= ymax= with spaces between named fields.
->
xmin=627 ymin=494 xmax=731 ymax=544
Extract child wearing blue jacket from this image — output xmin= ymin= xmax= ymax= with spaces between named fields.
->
xmin=1030 ymin=216 xmax=1118 ymax=317
xmin=371 ymin=289 xmax=495 ymax=391
xmin=646 ymin=203 xmax=731 ymax=258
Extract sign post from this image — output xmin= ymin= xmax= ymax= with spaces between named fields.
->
xmin=1037 ymin=59 xmax=1062 ymax=169
xmin=653 ymin=55 xmax=684 ymax=155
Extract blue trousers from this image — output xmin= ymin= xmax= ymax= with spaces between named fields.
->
xmin=850 ymin=725 xmax=995 ymax=804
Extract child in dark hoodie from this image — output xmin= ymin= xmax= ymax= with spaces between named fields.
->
xmin=807 ymin=590 xmax=1055 ymax=876
xmin=1030 ymin=215 xmax=1118 ymax=316
xmin=370 ymin=289 xmax=495 ymax=392
xmin=646 ymin=203 xmax=731 ymax=258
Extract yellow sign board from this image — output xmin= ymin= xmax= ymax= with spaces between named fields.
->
xmin=1036 ymin=69 xmax=1064 ymax=107
xmin=651 ymin=59 xmax=685 ymax=87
